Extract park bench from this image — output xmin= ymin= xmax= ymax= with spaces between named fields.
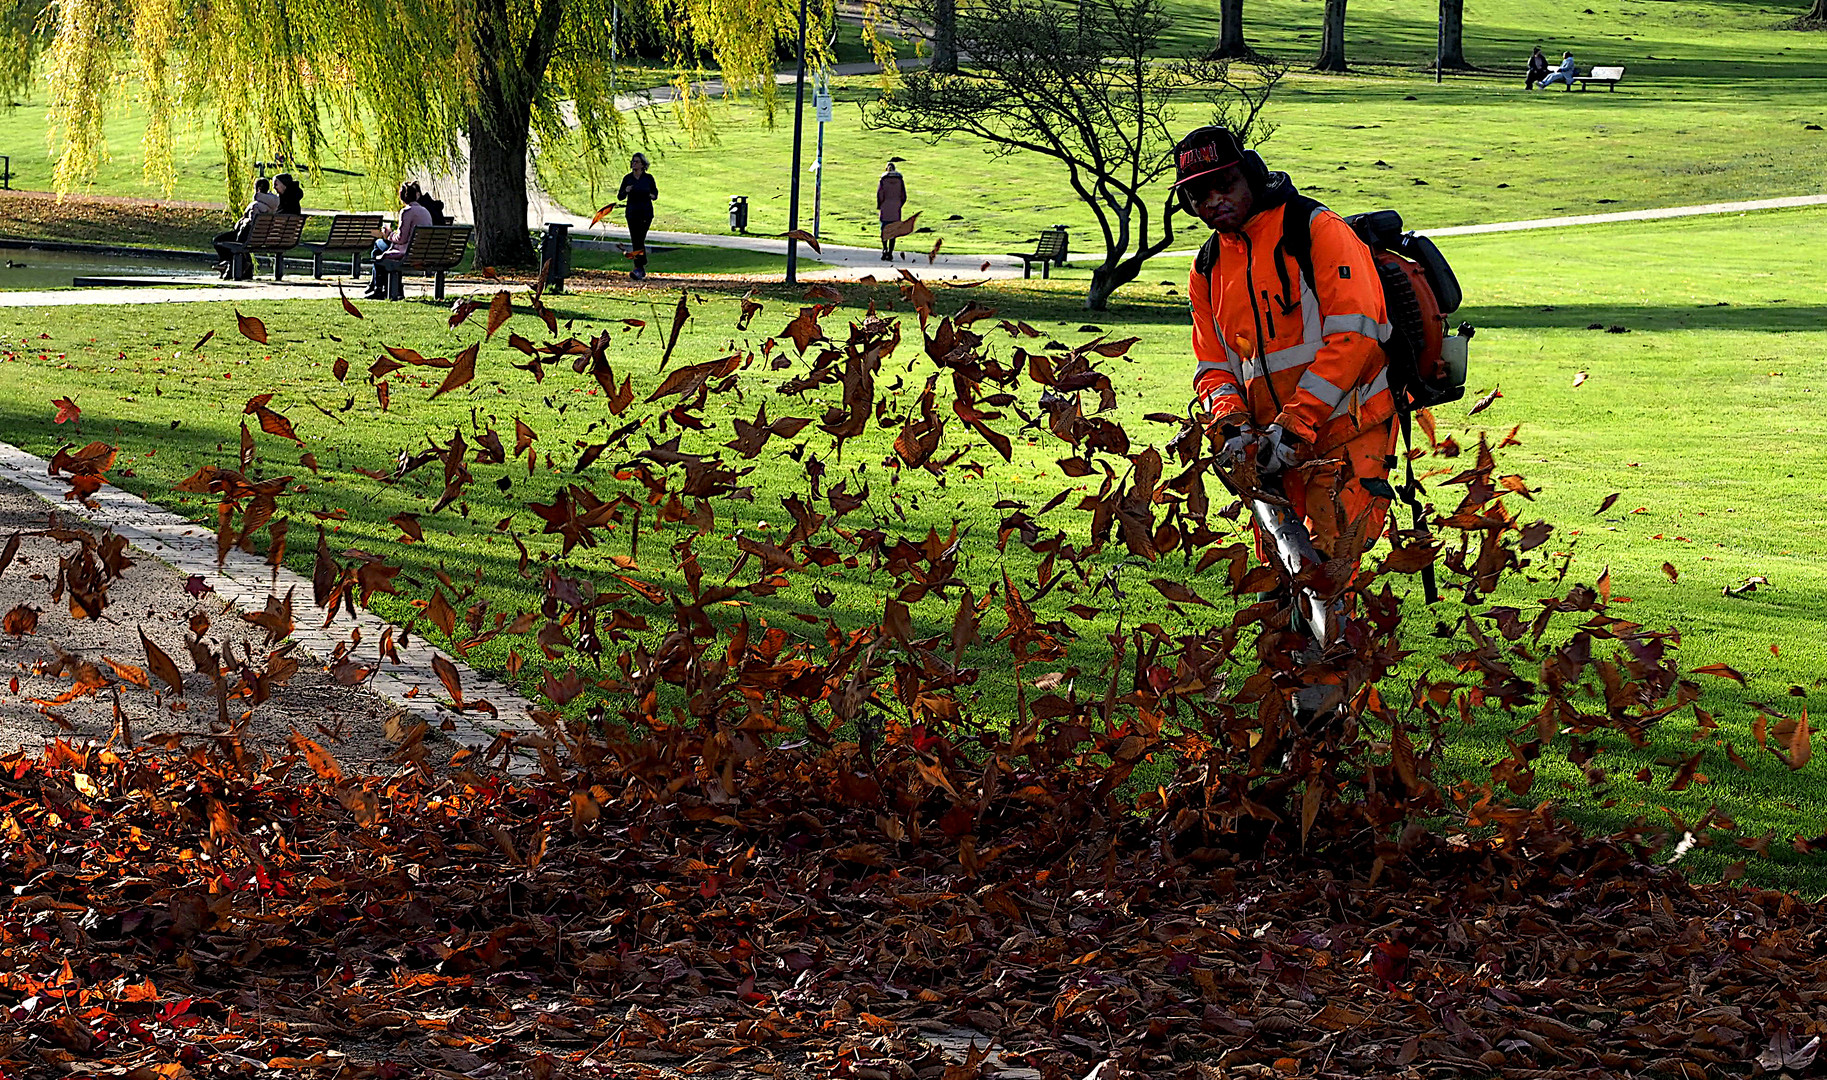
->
xmin=218 ymin=213 xmax=306 ymax=281
xmin=1009 ymin=227 xmax=1068 ymax=279
xmin=301 ymin=213 xmax=385 ymax=278
xmin=1570 ymin=65 xmax=1625 ymax=91
xmin=374 ymin=224 xmax=473 ymax=300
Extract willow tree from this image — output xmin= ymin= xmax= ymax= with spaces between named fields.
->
xmin=19 ymin=0 xmax=806 ymax=266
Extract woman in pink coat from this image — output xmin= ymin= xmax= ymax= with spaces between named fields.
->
xmin=877 ymin=162 xmax=908 ymax=261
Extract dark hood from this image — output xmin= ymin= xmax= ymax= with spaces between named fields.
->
xmin=1249 ymin=171 xmax=1297 ymax=218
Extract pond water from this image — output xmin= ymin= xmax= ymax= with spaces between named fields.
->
xmin=0 ymin=247 xmax=211 ymax=290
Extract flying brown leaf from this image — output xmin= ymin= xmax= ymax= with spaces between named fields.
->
xmin=338 ymin=285 xmax=364 ymax=319
xmin=1692 ymin=663 xmax=1747 ymax=685
xmin=881 ymin=212 xmax=921 ymax=243
xmin=1662 ymin=561 xmax=1679 ymax=583
xmin=660 ymin=290 xmax=691 ymax=369
xmin=50 ymin=397 xmax=80 ymax=424
xmin=432 ymin=343 xmax=479 ymax=399
xmin=1467 ymin=384 xmax=1502 ymax=416
xmin=235 ymin=310 xmax=268 ymax=344
xmin=432 ymin=654 xmax=464 ymax=706
xmin=783 ymin=229 xmax=822 ymax=254
xmin=140 ymin=628 xmax=184 ymax=696
xmin=589 ymin=201 xmax=618 ymax=228
xmin=1594 ymin=492 xmax=1620 ymax=516
xmin=486 ymin=290 xmax=512 ymax=339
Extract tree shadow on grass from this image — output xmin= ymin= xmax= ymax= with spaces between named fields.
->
xmin=1464 ymin=303 xmax=1827 ymax=333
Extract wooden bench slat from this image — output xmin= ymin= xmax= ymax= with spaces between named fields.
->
xmin=375 ymin=225 xmax=474 ymax=299
xmin=218 ymin=213 xmax=307 ymax=280
xmin=301 ymin=214 xmax=387 ymax=279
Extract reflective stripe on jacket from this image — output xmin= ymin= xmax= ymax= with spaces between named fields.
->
xmin=1190 ymin=195 xmax=1394 ymax=454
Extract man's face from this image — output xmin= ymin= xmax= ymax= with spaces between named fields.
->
xmin=1186 ymin=165 xmax=1254 ymax=232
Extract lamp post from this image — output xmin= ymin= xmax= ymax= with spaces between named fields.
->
xmin=785 ymin=0 xmax=810 ymax=284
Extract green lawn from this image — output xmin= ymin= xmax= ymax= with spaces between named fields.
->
xmin=536 ymin=0 xmax=1827 ymax=252
xmin=0 ymin=0 xmax=1821 ymax=266
xmin=0 ymin=206 xmax=1823 ymax=887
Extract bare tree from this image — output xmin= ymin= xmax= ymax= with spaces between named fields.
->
xmin=872 ymin=0 xmax=1285 ymax=310
xmin=1438 ymin=0 xmax=1469 ymax=68
xmin=1316 ymin=0 xmax=1348 ymax=72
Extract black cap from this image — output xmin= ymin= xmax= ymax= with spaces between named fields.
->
xmin=1172 ymin=126 xmax=1246 ymax=189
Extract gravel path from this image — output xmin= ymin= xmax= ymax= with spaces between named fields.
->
xmin=0 ymin=477 xmax=413 ymax=772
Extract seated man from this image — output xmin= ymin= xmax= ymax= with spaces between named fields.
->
xmin=1539 ymin=50 xmax=1577 ymax=88
xmin=212 ymin=178 xmax=279 ymax=278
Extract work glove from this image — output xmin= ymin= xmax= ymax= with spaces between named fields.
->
xmin=1254 ymin=423 xmax=1301 ymax=477
xmin=1218 ymin=424 xmax=1258 ymax=470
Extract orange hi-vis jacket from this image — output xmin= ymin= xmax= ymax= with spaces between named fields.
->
xmin=1190 ymin=194 xmax=1394 ymax=454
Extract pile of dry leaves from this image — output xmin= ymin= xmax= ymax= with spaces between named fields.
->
xmin=0 ymin=270 xmax=1810 ymax=1078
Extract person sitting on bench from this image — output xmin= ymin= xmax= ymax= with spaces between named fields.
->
xmin=212 ymin=178 xmax=278 ymax=276
xmin=1539 ymin=50 xmax=1576 ymax=89
xmin=365 ymin=180 xmax=433 ymax=300
xmin=1525 ymin=46 xmax=1549 ymax=90
xmin=274 ymin=172 xmax=304 ymax=215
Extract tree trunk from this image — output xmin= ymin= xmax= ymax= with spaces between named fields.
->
xmin=464 ymin=0 xmax=562 ymax=269
xmin=1438 ymin=0 xmax=1468 ymax=68
xmin=468 ymin=114 xmax=536 ymax=268
xmin=1209 ymin=0 xmax=1247 ymax=58
xmin=932 ymin=0 xmax=958 ymax=73
xmin=1316 ymin=0 xmax=1347 ymax=72
xmin=1086 ymin=258 xmax=1143 ymax=310
xmin=1810 ymin=0 xmax=1827 ymax=20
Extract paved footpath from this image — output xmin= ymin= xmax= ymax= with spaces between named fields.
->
xmin=0 ymin=275 xmax=517 ymax=308
xmin=0 ymin=190 xmax=1821 ymax=307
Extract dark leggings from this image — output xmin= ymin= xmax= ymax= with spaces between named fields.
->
xmin=628 ymin=216 xmax=652 ymax=270
xmin=212 ymin=230 xmax=237 ymax=263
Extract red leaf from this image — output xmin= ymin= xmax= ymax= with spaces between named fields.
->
xmin=50 ymin=397 xmax=79 ymax=424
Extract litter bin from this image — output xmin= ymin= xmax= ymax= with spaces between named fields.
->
xmin=729 ymin=195 xmax=749 ymax=234
xmin=540 ymin=222 xmax=571 ymax=293
xmin=1050 ymin=224 xmax=1070 ymax=268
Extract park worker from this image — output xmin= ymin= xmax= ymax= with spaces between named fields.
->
xmin=1177 ymin=124 xmax=1396 ymax=609
xmin=1539 ymin=50 xmax=1576 ymax=89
